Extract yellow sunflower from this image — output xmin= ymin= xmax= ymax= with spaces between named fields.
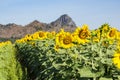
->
xmin=54 ymin=45 xmax=59 ymax=51
xmin=31 ymin=31 xmax=47 ymax=40
xmin=113 ymin=52 xmax=120 ymax=69
xmin=51 ymin=31 xmax=56 ymax=35
xmin=73 ymin=24 xmax=90 ymax=44
xmin=24 ymin=35 xmax=33 ymax=42
xmin=60 ymin=32 xmax=74 ymax=48
xmin=107 ymin=28 xmax=117 ymax=40
xmin=38 ymin=31 xmax=47 ymax=39
xmin=55 ymin=30 xmax=74 ymax=48
xmin=31 ymin=32 xmax=39 ymax=40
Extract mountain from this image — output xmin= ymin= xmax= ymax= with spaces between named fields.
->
xmin=0 ymin=14 xmax=77 ymax=41
xmin=51 ymin=14 xmax=76 ymax=27
xmin=0 ymin=23 xmax=23 ymax=38
xmin=24 ymin=20 xmax=47 ymax=34
xmin=49 ymin=14 xmax=76 ymax=32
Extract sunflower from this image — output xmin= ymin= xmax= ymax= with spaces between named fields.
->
xmin=31 ymin=32 xmax=39 ymax=40
xmin=38 ymin=31 xmax=47 ymax=39
xmin=73 ymin=24 xmax=90 ymax=44
xmin=54 ymin=45 xmax=59 ymax=51
xmin=112 ymin=52 xmax=120 ymax=69
xmin=60 ymin=32 xmax=74 ymax=48
xmin=107 ymin=28 xmax=117 ymax=40
xmin=51 ymin=31 xmax=56 ymax=35
xmin=31 ymin=31 xmax=47 ymax=40
xmin=24 ymin=35 xmax=33 ymax=42
xmin=55 ymin=31 xmax=74 ymax=48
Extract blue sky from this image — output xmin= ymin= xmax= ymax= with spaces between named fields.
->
xmin=0 ymin=0 xmax=120 ymax=30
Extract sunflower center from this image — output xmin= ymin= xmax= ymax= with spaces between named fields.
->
xmin=63 ymin=36 xmax=72 ymax=45
xmin=79 ymin=30 xmax=88 ymax=39
xmin=109 ymin=30 xmax=115 ymax=37
xmin=26 ymin=39 xmax=30 ymax=41
xmin=39 ymin=32 xmax=44 ymax=37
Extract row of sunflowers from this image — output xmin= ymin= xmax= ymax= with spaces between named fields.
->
xmin=16 ymin=24 xmax=120 ymax=68
xmin=0 ymin=23 xmax=120 ymax=80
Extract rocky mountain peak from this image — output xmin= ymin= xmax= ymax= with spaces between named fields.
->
xmin=51 ymin=14 xmax=76 ymax=27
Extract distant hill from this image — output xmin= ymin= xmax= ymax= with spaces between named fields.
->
xmin=0 ymin=14 xmax=76 ymax=41
xmin=49 ymin=14 xmax=76 ymax=32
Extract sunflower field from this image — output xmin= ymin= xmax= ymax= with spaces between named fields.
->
xmin=0 ymin=41 xmax=27 ymax=80
xmin=1 ymin=24 xmax=120 ymax=80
